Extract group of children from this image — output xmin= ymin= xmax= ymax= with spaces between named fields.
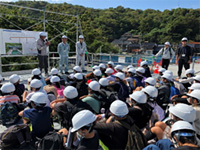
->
xmin=0 ymin=60 xmax=199 ymax=150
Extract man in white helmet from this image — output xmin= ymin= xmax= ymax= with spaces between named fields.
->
xmin=187 ymin=90 xmax=200 ymax=138
xmin=76 ymin=35 xmax=87 ymax=71
xmin=70 ymin=110 xmax=99 ymax=149
xmin=0 ymin=83 xmax=19 ymax=105
xmin=176 ymin=37 xmax=192 ymax=78
xmin=37 ymin=32 xmax=50 ymax=76
xmin=94 ymin=100 xmax=134 ymax=150
xmin=51 ymin=86 xmax=93 ymax=129
xmin=155 ymin=42 xmax=175 ymax=70
xmin=19 ymin=92 xmax=53 ymax=139
xmin=57 ymin=35 xmax=70 ymax=74
xmin=9 ymin=74 xmax=25 ymax=102
xmin=171 ymin=121 xmax=199 ymax=149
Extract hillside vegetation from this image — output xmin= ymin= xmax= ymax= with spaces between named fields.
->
xmin=0 ymin=1 xmax=199 ymax=54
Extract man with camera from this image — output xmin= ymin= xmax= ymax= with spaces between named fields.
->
xmin=37 ymin=32 xmax=50 ymax=76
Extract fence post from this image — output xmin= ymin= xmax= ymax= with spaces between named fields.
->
xmin=91 ymin=53 xmax=94 ymax=67
xmin=0 ymin=54 xmax=2 ymax=74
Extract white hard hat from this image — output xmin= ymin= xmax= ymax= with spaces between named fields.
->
xmin=193 ymin=75 xmax=200 ymax=82
xmin=144 ymin=77 xmax=156 ymax=86
xmin=171 ymin=121 xmax=195 ymax=137
xmin=127 ymin=65 xmax=133 ymax=69
xmin=182 ymin=37 xmax=188 ymax=41
xmin=51 ymin=68 xmax=59 ymax=75
xmin=50 ymin=76 xmax=60 ymax=83
xmin=140 ymin=61 xmax=148 ymax=67
xmin=142 ymin=86 xmax=158 ymax=98
xmin=136 ymin=67 xmax=145 ymax=74
xmin=169 ymin=103 xmax=196 ymax=122
xmin=71 ymin=110 xmax=96 ymax=132
xmin=9 ymin=74 xmax=20 ymax=84
xmin=115 ymin=65 xmax=123 ymax=71
xmin=108 ymin=61 xmax=114 ymax=67
xmin=62 ymin=35 xmax=67 ymax=39
xmin=88 ymin=81 xmax=100 ymax=91
xmin=30 ymin=79 xmax=42 ymax=88
xmin=164 ymin=42 xmax=170 ymax=46
xmin=32 ymin=68 xmax=41 ymax=75
xmin=39 ymin=32 xmax=47 ymax=37
xmin=163 ymin=70 xmax=173 ymax=76
xmin=115 ymin=72 xmax=125 ymax=80
xmin=30 ymin=92 xmax=47 ymax=104
xmin=185 ymin=69 xmax=195 ymax=75
xmin=158 ymin=68 xmax=166 ymax=73
xmin=187 ymin=90 xmax=200 ymax=101
xmin=1 ymin=83 xmax=15 ymax=93
xmin=63 ymin=86 xmax=78 ymax=99
xmin=109 ymin=100 xmax=129 ymax=117
xmin=0 ymin=74 xmax=3 ymax=81
xmin=79 ymin=35 xmax=84 ymax=39
xmin=105 ymin=68 xmax=114 ymax=74
xmin=188 ymin=83 xmax=200 ymax=90
xmin=93 ymin=69 xmax=102 ymax=77
xmin=99 ymin=63 xmax=106 ymax=69
xmin=161 ymin=73 xmax=172 ymax=81
xmin=99 ymin=78 xmax=109 ymax=86
xmin=92 ymin=65 xmax=100 ymax=70
xmin=73 ymin=66 xmax=82 ymax=72
xmin=128 ymin=68 xmax=136 ymax=74
xmin=129 ymin=91 xmax=147 ymax=104
xmin=74 ymin=73 xmax=83 ymax=80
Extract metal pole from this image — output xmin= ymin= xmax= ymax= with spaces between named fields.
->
xmin=43 ymin=7 xmax=45 ymax=32
xmin=76 ymin=14 xmax=79 ymax=42
xmin=0 ymin=54 xmax=2 ymax=74
xmin=192 ymin=57 xmax=195 ymax=69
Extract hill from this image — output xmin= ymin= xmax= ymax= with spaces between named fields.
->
xmin=0 ymin=1 xmax=199 ymax=54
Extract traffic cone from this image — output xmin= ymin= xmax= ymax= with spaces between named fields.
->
xmin=154 ymin=63 xmax=159 ymax=74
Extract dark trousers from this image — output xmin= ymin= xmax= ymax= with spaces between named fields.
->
xmin=162 ymin=59 xmax=170 ymax=70
xmin=38 ymin=55 xmax=48 ymax=74
xmin=178 ymin=59 xmax=190 ymax=77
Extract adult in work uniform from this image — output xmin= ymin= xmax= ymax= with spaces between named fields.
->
xmin=37 ymin=32 xmax=50 ymax=76
xmin=155 ymin=42 xmax=175 ymax=70
xmin=176 ymin=37 xmax=192 ymax=78
xmin=76 ymin=35 xmax=87 ymax=71
xmin=57 ymin=35 xmax=70 ymax=74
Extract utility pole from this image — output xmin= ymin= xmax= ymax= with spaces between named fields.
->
xmin=43 ymin=7 xmax=45 ymax=32
xmin=76 ymin=14 xmax=79 ymax=42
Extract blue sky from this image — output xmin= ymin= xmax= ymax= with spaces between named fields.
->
xmin=54 ymin=0 xmax=199 ymax=11
xmin=1 ymin=0 xmax=199 ymax=11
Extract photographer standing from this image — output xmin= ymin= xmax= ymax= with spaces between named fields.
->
xmin=155 ymin=42 xmax=175 ymax=70
xmin=37 ymin=32 xmax=50 ymax=76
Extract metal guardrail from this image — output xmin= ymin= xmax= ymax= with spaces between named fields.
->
xmin=0 ymin=52 xmax=198 ymax=74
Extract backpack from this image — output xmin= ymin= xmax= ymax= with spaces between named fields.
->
xmin=0 ymin=102 xmax=19 ymax=125
xmin=169 ymin=86 xmax=180 ymax=101
xmin=161 ymin=47 xmax=172 ymax=57
xmin=117 ymin=120 xmax=147 ymax=150
xmin=0 ymin=124 xmax=31 ymax=149
xmin=38 ymin=131 xmax=65 ymax=150
xmin=118 ymin=82 xmax=129 ymax=101
xmin=101 ymin=89 xmax=118 ymax=104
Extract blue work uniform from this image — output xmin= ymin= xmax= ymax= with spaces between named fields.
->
xmin=57 ymin=42 xmax=70 ymax=73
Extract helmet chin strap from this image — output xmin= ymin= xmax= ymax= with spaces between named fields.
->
xmin=76 ymin=123 xmax=93 ymax=141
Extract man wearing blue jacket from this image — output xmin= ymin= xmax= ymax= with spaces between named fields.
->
xmin=57 ymin=35 xmax=70 ymax=74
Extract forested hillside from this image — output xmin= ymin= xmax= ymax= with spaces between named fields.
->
xmin=0 ymin=1 xmax=199 ymax=53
